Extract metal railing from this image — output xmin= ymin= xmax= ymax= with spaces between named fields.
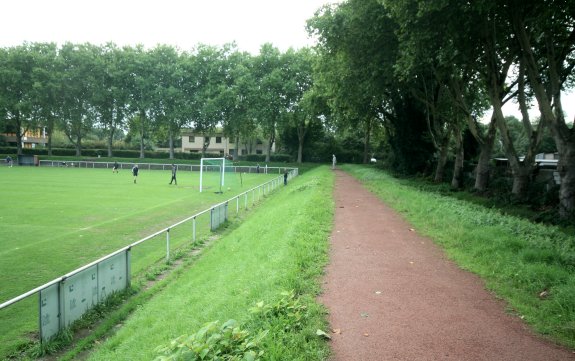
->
xmin=38 ymin=160 xmax=292 ymax=175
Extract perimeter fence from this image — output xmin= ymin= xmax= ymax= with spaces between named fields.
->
xmin=38 ymin=160 xmax=288 ymax=175
xmin=0 ymin=166 xmax=298 ymax=349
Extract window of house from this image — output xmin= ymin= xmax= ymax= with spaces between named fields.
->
xmin=204 ymin=137 xmax=210 ymax=143
xmin=219 ymin=150 xmax=224 ymax=155
xmin=256 ymin=139 xmax=263 ymax=145
xmin=216 ymin=136 xmax=222 ymax=143
xmin=188 ymin=136 xmax=195 ymax=143
xmin=229 ymin=138 xmax=234 ymax=144
xmin=256 ymin=150 xmax=263 ymax=155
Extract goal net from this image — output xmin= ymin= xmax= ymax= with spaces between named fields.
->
xmin=199 ymin=158 xmax=240 ymax=193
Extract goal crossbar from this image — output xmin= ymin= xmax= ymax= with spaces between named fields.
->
xmin=199 ymin=157 xmax=226 ymax=193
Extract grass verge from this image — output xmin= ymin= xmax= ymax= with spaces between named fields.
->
xmin=80 ymin=166 xmax=334 ymax=360
xmin=342 ymin=164 xmax=575 ymax=349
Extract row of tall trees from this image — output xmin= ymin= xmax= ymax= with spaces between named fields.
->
xmin=308 ymin=0 xmax=575 ymax=219
xmin=0 ymin=42 xmax=318 ymax=162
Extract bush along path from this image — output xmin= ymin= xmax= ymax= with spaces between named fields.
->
xmin=320 ymin=169 xmax=574 ymax=360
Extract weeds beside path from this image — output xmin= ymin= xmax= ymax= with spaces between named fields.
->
xmin=320 ymin=169 xmax=574 ymax=360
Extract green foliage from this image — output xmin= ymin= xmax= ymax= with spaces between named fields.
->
xmin=155 ymin=290 xmax=323 ymax=361
xmin=0 ymin=146 xmax=224 ymax=160
xmin=249 ymin=291 xmax=307 ymax=333
xmin=240 ymin=154 xmax=292 ymax=162
xmin=154 ymin=320 xmax=267 ymax=361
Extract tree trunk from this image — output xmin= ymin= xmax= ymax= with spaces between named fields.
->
xmin=14 ymin=111 xmax=24 ymax=156
xmin=75 ymin=134 xmax=82 ymax=156
xmin=107 ymin=127 xmax=114 ymax=158
xmin=47 ymin=117 xmax=54 ymax=157
xmin=233 ymin=135 xmax=240 ymax=161
xmin=511 ymin=14 xmax=575 ymax=218
xmin=483 ymin=34 xmax=529 ymax=199
xmin=474 ymin=118 xmax=497 ymax=192
xmin=202 ymin=135 xmax=210 ymax=158
xmin=434 ymin=130 xmax=451 ymax=183
xmin=296 ymin=122 xmax=306 ymax=164
xmin=266 ymin=131 xmax=274 ymax=163
xmin=168 ymin=128 xmax=174 ymax=159
xmin=451 ymin=127 xmax=464 ymax=189
xmin=139 ymin=111 xmax=146 ymax=159
xmin=363 ymin=118 xmax=372 ymax=164
xmin=297 ymin=142 xmax=304 ymax=164
xmin=511 ymin=168 xmax=530 ymax=197
xmin=558 ymin=138 xmax=575 ymax=219
xmin=491 ymin=93 xmax=531 ymax=200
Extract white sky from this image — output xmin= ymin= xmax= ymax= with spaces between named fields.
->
xmin=491 ymin=89 xmax=575 ymax=124
xmin=0 ymin=0 xmax=339 ymax=54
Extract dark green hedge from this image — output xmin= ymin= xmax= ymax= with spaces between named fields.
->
xmin=239 ymin=154 xmax=292 ymax=163
xmin=0 ymin=147 xmax=224 ymax=160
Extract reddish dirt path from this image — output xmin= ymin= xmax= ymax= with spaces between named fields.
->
xmin=319 ymin=170 xmax=574 ymax=361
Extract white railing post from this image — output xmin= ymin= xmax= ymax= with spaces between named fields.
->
xmin=193 ymin=217 xmax=196 ymax=243
xmin=166 ymin=229 xmax=170 ymax=262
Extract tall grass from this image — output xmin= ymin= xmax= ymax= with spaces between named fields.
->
xmin=83 ymin=166 xmax=334 ymax=360
xmin=342 ymin=164 xmax=575 ymax=349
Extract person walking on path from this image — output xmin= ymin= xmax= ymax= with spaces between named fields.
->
xmin=169 ymin=164 xmax=177 ymax=185
xmin=132 ymin=164 xmax=139 ymax=184
xmin=321 ymin=170 xmax=574 ymax=361
xmin=332 ymin=154 xmax=337 ymax=169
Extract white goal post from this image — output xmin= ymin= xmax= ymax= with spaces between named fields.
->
xmin=199 ymin=157 xmax=226 ymax=193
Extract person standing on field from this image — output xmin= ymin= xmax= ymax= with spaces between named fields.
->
xmin=169 ymin=164 xmax=177 ymax=185
xmin=132 ymin=164 xmax=139 ymax=183
xmin=113 ymin=161 xmax=119 ymax=173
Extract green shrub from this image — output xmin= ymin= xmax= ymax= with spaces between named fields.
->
xmin=154 ymin=320 xmax=267 ymax=361
xmin=239 ymin=154 xmax=292 ymax=162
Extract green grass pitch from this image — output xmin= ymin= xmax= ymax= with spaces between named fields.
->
xmin=0 ymin=165 xmax=277 ymax=356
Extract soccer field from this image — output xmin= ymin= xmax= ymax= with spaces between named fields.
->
xmin=0 ymin=165 xmax=278 ymax=355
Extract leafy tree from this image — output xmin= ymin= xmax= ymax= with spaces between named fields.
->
xmin=212 ymin=48 xmax=257 ymax=160
xmin=56 ymin=43 xmax=100 ymax=156
xmin=189 ymin=44 xmax=229 ymax=156
xmin=27 ymin=42 xmax=60 ymax=156
xmin=386 ymin=0 xmax=494 ymax=190
xmin=123 ymin=45 xmax=156 ymax=158
xmin=253 ymin=44 xmax=285 ymax=162
xmin=148 ymin=44 xmax=186 ymax=159
xmin=279 ymin=48 xmax=315 ymax=163
xmin=506 ymin=0 xmax=575 ymax=218
xmin=309 ymin=0 xmax=434 ymax=170
xmin=91 ymin=43 xmax=130 ymax=157
xmin=0 ymin=44 xmax=40 ymax=155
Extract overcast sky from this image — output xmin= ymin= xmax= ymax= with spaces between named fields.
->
xmin=0 ymin=0 xmax=338 ymax=53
